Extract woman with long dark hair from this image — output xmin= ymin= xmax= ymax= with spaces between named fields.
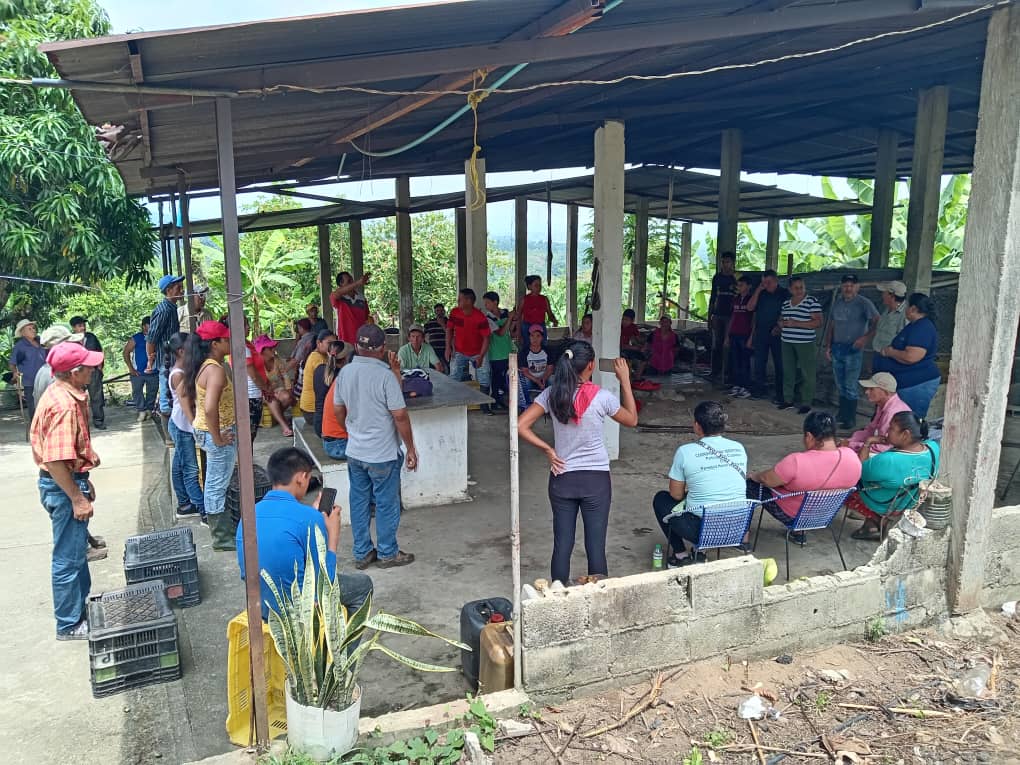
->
xmin=517 ymin=341 xmax=639 ymax=584
xmin=873 ymin=292 xmax=941 ymax=417
xmin=313 ymin=340 xmax=350 ymax=460
xmin=181 ymin=320 xmax=237 ymax=551
xmin=166 ymin=333 xmax=205 ymax=523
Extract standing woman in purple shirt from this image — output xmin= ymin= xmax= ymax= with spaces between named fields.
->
xmin=518 ymin=341 xmax=639 ymax=585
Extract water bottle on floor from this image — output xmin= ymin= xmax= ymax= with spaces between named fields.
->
xmin=652 ymin=544 xmax=663 ymax=570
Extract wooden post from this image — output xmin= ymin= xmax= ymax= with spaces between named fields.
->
xmin=787 ymin=252 xmax=795 ymax=277
xmin=514 ymin=197 xmax=528 ymax=306
xmin=717 ymin=128 xmax=742 ymax=269
xmin=177 ymin=173 xmax=197 ymax=333
xmin=508 ymin=362 xmax=522 ymax=689
xmin=396 ymin=176 xmax=414 ymax=335
xmin=869 ymin=129 xmax=899 ymax=269
xmin=317 ymin=224 xmax=334 ymax=331
xmin=765 ymin=217 xmax=780 ymax=273
xmin=465 ymin=158 xmax=488 ymax=298
xmin=678 ymin=222 xmax=693 ymax=320
xmin=632 ymin=200 xmax=649 ymax=321
xmin=455 ymin=207 xmax=468 ymax=294
xmin=348 ymin=219 xmax=364 ymax=280
xmin=169 ymin=190 xmax=183 ymax=275
xmin=904 ymin=86 xmax=948 ymax=294
xmin=566 ymin=204 xmax=579 ymax=330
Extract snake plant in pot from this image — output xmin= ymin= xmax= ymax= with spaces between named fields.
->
xmin=261 ymin=528 xmax=469 ymax=761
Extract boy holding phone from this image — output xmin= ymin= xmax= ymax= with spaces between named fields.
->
xmin=236 ymin=447 xmax=373 ymax=621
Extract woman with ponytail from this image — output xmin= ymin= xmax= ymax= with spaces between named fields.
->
xmin=847 ymin=411 xmax=940 ymax=540
xmin=166 ymin=333 xmax=205 ymax=523
xmin=518 ymin=341 xmax=639 ymax=584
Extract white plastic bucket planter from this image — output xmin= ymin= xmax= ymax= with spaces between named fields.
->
xmin=285 ymin=684 xmax=362 ymax=762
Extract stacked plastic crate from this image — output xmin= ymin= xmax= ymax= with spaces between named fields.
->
xmin=227 ymin=463 xmax=272 ymax=529
xmin=124 ymin=527 xmax=200 ymax=607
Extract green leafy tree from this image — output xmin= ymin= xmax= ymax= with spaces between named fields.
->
xmin=0 ymin=0 xmax=156 ymax=325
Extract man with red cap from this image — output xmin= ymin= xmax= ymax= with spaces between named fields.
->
xmin=31 ymin=341 xmax=104 ymax=640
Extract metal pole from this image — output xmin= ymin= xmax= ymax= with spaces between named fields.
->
xmin=318 ymin=225 xmax=334 ymax=331
xmin=215 ymin=97 xmax=270 ymax=749
xmin=169 ymin=191 xmax=183 ymax=275
xmin=508 ymin=363 xmax=522 ymax=690
xmin=178 ymin=172 xmax=197 ymax=333
xmin=157 ymin=201 xmax=169 ymax=275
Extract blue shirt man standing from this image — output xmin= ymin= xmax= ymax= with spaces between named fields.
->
xmin=236 ymin=447 xmax=373 ymax=621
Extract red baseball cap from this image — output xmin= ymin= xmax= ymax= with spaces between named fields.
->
xmin=195 ymin=320 xmax=230 ymax=340
xmin=47 ymin=342 xmax=104 ymax=372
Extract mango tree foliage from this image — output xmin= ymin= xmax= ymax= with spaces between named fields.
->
xmin=0 ymin=0 xmax=157 ymax=325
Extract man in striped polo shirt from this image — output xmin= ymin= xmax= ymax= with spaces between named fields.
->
xmin=778 ymin=276 xmax=823 ymax=414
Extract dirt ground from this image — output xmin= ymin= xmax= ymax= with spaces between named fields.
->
xmin=493 ymin=613 xmax=1020 ymax=765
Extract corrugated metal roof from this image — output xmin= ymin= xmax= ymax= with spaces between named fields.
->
xmin=40 ymin=0 xmax=995 ymax=196
xmin=167 ymin=166 xmax=870 ymax=237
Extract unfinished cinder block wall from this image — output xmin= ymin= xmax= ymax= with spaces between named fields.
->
xmin=982 ymin=506 xmax=1020 ymax=607
xmin=522 ymin=528 xmax=954 ymax=699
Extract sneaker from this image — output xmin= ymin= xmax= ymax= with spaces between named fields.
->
xmin=176 ymin=504 xmax=201 ymax=519
xmin=56 ymin=619 xmax=89 ymax=641
xmin=735 ymin=388 xmax=752 ymax=399
xmin=93 ymin=422 xmax=107 ymax=430
xmin=137 ymin=411 xmax=147 ymax=423
xmin=797 ymin=405 xmax=812 ymax=415
xmin=86 ymin=545 xmax=108 ymax=563
xmin=377 ymin=551 xmax=415 ymax=568
xmin=727 ymin=386 xmax=741 ymax=396
xmin=776 ymin=401 xmax=793 ymax=410
xmin=354 ymin=549 xmax=378 ymax=570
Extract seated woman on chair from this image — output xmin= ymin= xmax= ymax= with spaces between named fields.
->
xmin=652 ymin=401 xmax=748 ymax=567
xmin=846 ymin=411 xmax=939 ymax=541
xmin=747 ymin=411 xmax=861 ymax=545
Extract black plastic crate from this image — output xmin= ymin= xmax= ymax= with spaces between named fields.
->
xmin=124 ymin=527 xmax=200 ymax=607
xmin=87 ymin=582 xmax=181 ymax=698
xmin=227 ymin=463 xmax=272 ymax=527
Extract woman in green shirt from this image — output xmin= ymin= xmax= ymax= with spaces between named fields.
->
xmin=848 ymin=411 xmax=939 ymax=540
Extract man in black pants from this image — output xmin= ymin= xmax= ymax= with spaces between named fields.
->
xmin=70 ymin=316 xmax=105 ymax=430
xmin=747 ymin=270 xmax=790 ymax=403
xmin=708 ymin=252 xmax=737 ymax=383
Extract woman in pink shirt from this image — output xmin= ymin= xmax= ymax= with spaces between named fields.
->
xmin=747 ymin=410 xmax=861 ymax=544
xmin=844 ymin=372 xmax=912 ymax=454
xmin=648 ymin=316 xmax=679 ymax=375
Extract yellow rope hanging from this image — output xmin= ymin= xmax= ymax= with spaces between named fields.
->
xmin=467 ymin=69 xmax=489 ymax=211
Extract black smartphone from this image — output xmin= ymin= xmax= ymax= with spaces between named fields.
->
xmin=317 ymin=487 xmax=337 ymax=516
xmin=598 ymin=358 xmax=616 ymax=373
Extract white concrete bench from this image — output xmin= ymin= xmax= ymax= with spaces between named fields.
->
xmin=293 ymin=419 xmax=351 ymax=525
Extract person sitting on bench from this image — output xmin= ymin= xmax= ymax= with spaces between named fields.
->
xmin=313 ymin=340 xmax=349 ymax=460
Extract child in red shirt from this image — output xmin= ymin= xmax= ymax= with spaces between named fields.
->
xmin=517 ymin=275 xmax=557 ymax=340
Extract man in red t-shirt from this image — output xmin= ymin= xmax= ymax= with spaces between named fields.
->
xmin=446 ymin=288 xmax=491 ymax=387
xmin=619 ymin=308 xmax=647 ymax=379
xmin=330 ymin=271 xmax=371 ymax=347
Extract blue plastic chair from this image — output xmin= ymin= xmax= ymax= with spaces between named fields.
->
xmin=753 ymin=488 xmax=854 ymax=580
xmin=662 ymin=499 xmax=759 ymax=563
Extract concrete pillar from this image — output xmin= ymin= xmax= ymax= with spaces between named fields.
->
xmin=514 ymin=197 xmax=528 ymax=306
xmin=465 ymin=158 xmax=487 ymax=297
xmin=942 ymin=6 xmax=1020 ymax=615
xmin=395 ymin=176 xmax=414 ymax=336
xmin=348 ymin=219 xmax=364 ymax=279
xmin=632 ymin=200 xmax=649 ymax=321
xmin=678 ymin=222 xmax=693 ymax=320
xmin=904 ymin=86 xmax=949 ymax=294
xmin=317 ymin=224 xmax=334 ymax=331
xmin=566 ymin=203 xmax=579 ymax=329
xmin=592 ymin=120 xmax=625 ymax=460
xmin=717 ymin=128 xmax=742 ymax=269
xmin=455 ymin=207 xmax=468 ymax=294
xmin=765 ymin=217 xmax=780 ymax=273
xmin=869 ymin=129 xmax=899 ymax=269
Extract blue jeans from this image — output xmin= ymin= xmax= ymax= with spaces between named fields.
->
xmin=450 ymin=352 xmax=491 ymax=387
xmin=193 ymin=427 xmax=238 ymax=516
xmin=323 ymin=437 xmax=348 ymax=460
xmin=158 ymin=367 xmax=171 ymax=415
xmin=348 ymin=457 xmax=403 ymax=560
xmin=831 ymin=343 xmax=864 ymax=401
xmin=897 ymin=377 xmax=941 ymax=418
xmin=131 ymin=372 xmax=158 ymax=410
xmin=169 ymin=420 xmax=204 ymax=512
xmin=39 ymin=476 xmax=91 ymax=633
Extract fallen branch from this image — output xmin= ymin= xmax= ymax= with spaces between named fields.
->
xmin=536 ymin=724 xmax=564 ymax=765
xmin=582 ymin=673 xmax=665 ymax=739
xmin=748 ymin=719 xmax=767 ymax=765
xmin=723 ymin=744 xmax=828 ymax=759
xmin=556 ymin=713 xmax=586 ymax=759
xmin=836 ymin=702 xmax=956 ymax=718
xmin=765 ymin=713 xmax=870 ymax=765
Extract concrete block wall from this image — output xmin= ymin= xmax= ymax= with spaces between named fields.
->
xmin=522 ymin=529 xmax=954 ymax=700
xmin=982 ymin=505 xmax=1020 ymax=608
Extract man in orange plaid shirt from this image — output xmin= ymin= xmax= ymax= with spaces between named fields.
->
xmin=31 ymin=342 xmax=104 ymax=640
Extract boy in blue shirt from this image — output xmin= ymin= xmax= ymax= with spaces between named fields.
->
xmin=237 ymin=447 xmax=373 ymax=620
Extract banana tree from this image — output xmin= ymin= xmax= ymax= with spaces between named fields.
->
xmin=262 ymin=527 xmax=468 ymax=710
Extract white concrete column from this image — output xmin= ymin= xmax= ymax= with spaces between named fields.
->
xmin=348 ymin=219 xmax=364 ymax=279
xmin=592 ymin=121 xmax=625 ymax=460
xmin=904 ymin=86 xmax=948 ymax=294
xmin=765 ymin=217 xmax=780 ymax=273
xmin=455 ymin=207 xmax=467 ymax=294
xmin=317 ymin=224 xmax=334 ymax=331
xmin=566 ymin=203 xmax=579 ymax=329
xmin=869 ymin=129 xmax=899 ymax=269
xmin=465 ymin=158 xmax=488 ymax=297
xmin=942 ymin=6 xmax=1020 ymax=615
xmin=395 ymin=177 xmax=413 ymax=336
xmin=514 ymin=197 xmax=528 ymax=306
xmin=717 ymin=128 xmax=742 ymax=268
xmin=632 ymin=200 xmax=649 ymax=322
xmin=678 ymin=222 xmax=693 ymax=319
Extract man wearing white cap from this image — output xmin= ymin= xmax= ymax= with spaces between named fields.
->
xmin=178 ymin=284 xmax=213 ymax=329
xmin=845 ymin=372 xmax=912 ymax=455
xmin=31 ymin=341 xmax=105 ymax=640
xmin=9 ymin=319 xmax=47 ymax=420
xmin=871 ymin=281 xmax=908 ymax=364
xmin=33 ymin=325 xmax=85 ymax=411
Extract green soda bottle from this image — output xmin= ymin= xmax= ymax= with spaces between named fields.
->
xmin=652 ymin=544 xmax=664 ymax=570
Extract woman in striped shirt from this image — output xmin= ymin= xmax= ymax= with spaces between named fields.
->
xmin=778 ymin=276 xmax=823 ymax=413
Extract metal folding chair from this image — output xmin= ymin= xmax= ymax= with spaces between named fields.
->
xmin=753 ymin=488 xmax=854 ymax=580
xmin=663 ymin=499 xmax=759 ymax=564
xmin=837 ymin=482 xmax=925 ymax=543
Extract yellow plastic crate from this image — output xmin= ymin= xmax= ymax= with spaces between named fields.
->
xmin=465 ymin=380 xmax=482 ymax=411
xmin=260 ymin=403 xmax=273 ymax=428
xmin=225 ymin=610 xmax=289 ymax=745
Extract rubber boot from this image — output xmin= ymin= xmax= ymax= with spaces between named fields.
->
xmin=209 ymin=512 xmax=236 ymax=551
xmin=480 ymin=385 xmax=493 ymax=416
xmin=843 ymin=397 xmax=857 ymax=430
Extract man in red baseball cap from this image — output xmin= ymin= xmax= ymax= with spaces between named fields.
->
xmin=31 ymin=341 xmax=104 ymax=640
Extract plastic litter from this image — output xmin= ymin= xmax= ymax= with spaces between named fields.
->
xmin=952 ymin=663 xmax=991 ymax=699
xmin=738 ymin=695 xmax=768 ymax=720
xmin=1002 ymin=601 xmax=1017 ymax=617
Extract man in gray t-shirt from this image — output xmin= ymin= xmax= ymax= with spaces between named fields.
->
xmin=334 ymin=324 xmax=418 ymax=569
xmin=824 ymin=274 xmax=879 ymax=429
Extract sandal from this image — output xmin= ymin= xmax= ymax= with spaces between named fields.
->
xmin=575 ymin=574 xmax=606 ymax=585
xmin=281 ymin=427 xmax=294 ymax=437
xmin=851 ymin=526 xmax=882 ymax=541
